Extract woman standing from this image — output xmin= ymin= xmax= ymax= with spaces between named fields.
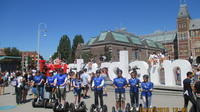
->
xmin=16 ymin=72 xmax=23 ymax=104
xmin=22 ymin=73 xmax=29 ymax=103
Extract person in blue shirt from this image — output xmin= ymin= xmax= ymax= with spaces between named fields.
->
xmin=72 ymin=71 xmax=83 ymax=106
xmin=45 ymin=70 xmax=56 ymax=100
xmin=141 ymin=75 xmax=153 ymax=108
xmin=128 ymin=71 xmax=140 ymax=110
xmin=113 ymin=69 xmax=127 ymax=112
xmin=32 ymin=71 xmax=45 ymax=99
xmin=92 ymin=69 xmax=105 ymax=108
xmin=54 ymin=69 xmax=68 ymax=107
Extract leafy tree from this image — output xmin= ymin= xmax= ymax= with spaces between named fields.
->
xmin=81 ymin=51 xmax=93 ymax=63
xmin=4 ymin=47 xmax=21 ymax=56
xmin=56 ymin=35 xmax=72 ymax=63
xmin=72 ymin=35 xmax=84 ymax=61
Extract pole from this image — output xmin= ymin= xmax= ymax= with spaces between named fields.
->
xmin=37 ymin=27 xmax=40 ymax=71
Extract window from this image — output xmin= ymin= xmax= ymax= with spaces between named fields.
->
xmin=191 ymin=31 xmax=194 ymax=37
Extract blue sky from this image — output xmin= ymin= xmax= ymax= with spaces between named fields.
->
xmin=0 ymin=0 xmax=200 ymax=59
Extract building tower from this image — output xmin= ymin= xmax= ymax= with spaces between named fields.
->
xmin=177 ymin=3 xmax=191 ymax=59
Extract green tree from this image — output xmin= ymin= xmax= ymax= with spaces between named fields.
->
xmin=104 ymin=46 xmax=112 ymax=61
xmin=56 ymin=35 xmax=72 ymax=63
xmin=4 ymin=47 xmax=21 ymax=56
xmin=72 ymin=35 xmax=84 ymax=61
xmin=81 ymin=51 xmax=93 ymax=63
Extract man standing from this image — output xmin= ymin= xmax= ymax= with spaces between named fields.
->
xmin=92 ymin=70 xmax=104 ymax=109
xmin=113 ymin=69 xmax=127 ymax=112
xmin=183 ymin=72 xmax=196 ymax=109
xmin=81 ymin=69 xmax=91 ymax=99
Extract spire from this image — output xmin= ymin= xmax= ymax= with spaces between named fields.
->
xmin=177 ymin=1 xmax=191 ymax=19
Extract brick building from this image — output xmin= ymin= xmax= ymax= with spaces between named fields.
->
xmin=141 ymin=3 xmax=200 ymax=64
xmin=76 ymin=29 xmax=164 ymax=62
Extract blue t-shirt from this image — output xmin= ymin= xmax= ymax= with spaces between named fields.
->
xmin=129 ymin=78 xmax=140 ymax=93
xmin=55 ymin=74 xmax=67 ymax=87
xmin=141 ymin=81 xmax=153 ymax=97
xmin=72 ymin=79 xmax=82 ymax=92
xmin=113 ymin=77 xmax=127 ymax=93
xmin=33 ymin=74 xmax=43 ymax=85
xmin=47 ymin=76 xmax=55 ymax=88
xmin=93 ymin=76 xmax=104 ymax=91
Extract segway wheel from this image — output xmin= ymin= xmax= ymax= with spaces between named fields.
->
xmin=70 ymin=103 xmax=75 ymax=112
xmin=112 ymin=106 xmax=116 ymax=112
xmin=64 ymin=102 xmax=70 ymax=112
xmin=32 ymin=98 xmax=37 ymax=107
xmin=102 ymin=105 xmax=108 ymax=112
xmin=53 ymin=102 xmax=59 ymax=112
xmin=80 ymin=101 xmax=87 ymax=112
xmin=125 ymin=103 xmax=131 ymax=112
xmin=90 ymin=104 xmax=96 ymax=112
xmin=43 ymin=99 xmax=48 ymax=108
xmin=32 ymin=101 xmax=36 ymax=107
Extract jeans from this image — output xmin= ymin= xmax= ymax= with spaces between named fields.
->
xmin=16 ymin=87 xmax=22 ymax=104
xmin=142 ymin=96 xmax=152 ymax=108
xmin=33 ymin=86 xmax=44 ymax=99
xmin=130 ymin=92 xmax=139 ymax=107
xmin=184 ymin=94 xmax=196 ymax=108
xmin=94 ymin=90 xmax=103 ymax=107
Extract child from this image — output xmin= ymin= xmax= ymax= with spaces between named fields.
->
xmin=128 ymin=71 xmax=140 ymax=110
xmin=141 ymin=75 xmax=153 ymax=108
xmin=72 ymin=72 xmax=83 ymax=106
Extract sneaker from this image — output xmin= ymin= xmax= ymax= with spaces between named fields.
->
xmin=103 ymin=94 xmax=108 ymax=96
xmin=136 ymin=107 xmax=139 ymax=111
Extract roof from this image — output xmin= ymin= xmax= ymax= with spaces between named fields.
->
xmin=86 ymin=30 xmax=165 ymax=50
xmin=0 ymin=56 xmax=21 ymax=61
xmin=177 ymin=4 xmax=190 ymax=19
xmin=190 ymin=19 xmax=200 ymax=30
xmin=87 ymin=37 xmax=97 ymax=45
xmin=141 ymin=31 xmax=177 ymax=43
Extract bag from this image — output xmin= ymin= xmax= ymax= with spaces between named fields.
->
xmin=11 ymin=80 xmax=17 ymax=86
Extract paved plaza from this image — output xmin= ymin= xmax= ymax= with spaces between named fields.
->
xmin=0 ymin=85 xmax=192 ymax=112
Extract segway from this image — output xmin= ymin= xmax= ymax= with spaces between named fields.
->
xmin=125 ymin=103 xmax=137 ymax=112
xmin=112 ymin=87 xmax=124 ymax=112
xmin=53 ymin=86 xmax=69 ymax=112
xmin=90 ymin=104 xmax=107 ymax=112
xmin=69 ymin=101 xmax=87 ymax=112
xmin=90 ymin=86 xmax=107 ymax=112
xmin=32 ymin=84 xmax=45 ymax=107
xmin=43 ymin=85 xmax=57 ymax=108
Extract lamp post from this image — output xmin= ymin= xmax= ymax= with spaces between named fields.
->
xmin=37 ymin=23 xmax=47 ymax=71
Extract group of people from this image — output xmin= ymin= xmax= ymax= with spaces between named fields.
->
xmin=7 ymin=67 xmax=153 ymax=111
xmin=113 ymin=69 xmax=153 ymax=111
xmin=148 ymin=52 xmax=165 ymax=66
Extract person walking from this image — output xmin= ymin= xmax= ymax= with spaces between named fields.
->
xmin=183 ymin=72 xmax=196 ymax=109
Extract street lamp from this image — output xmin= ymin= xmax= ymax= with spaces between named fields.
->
xmin=37 ymin=23 xmax=47 ymax=71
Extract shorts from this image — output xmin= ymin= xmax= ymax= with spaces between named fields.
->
xmin=56 ymin=88 xmax=66 ymax=99
xmin=74 ymin=90 xmax=82 ymax=96
xmin=115 ymin=93 xmax=126 ymax=102
xmin=82 ymin=85 xmax=89 ymax=90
